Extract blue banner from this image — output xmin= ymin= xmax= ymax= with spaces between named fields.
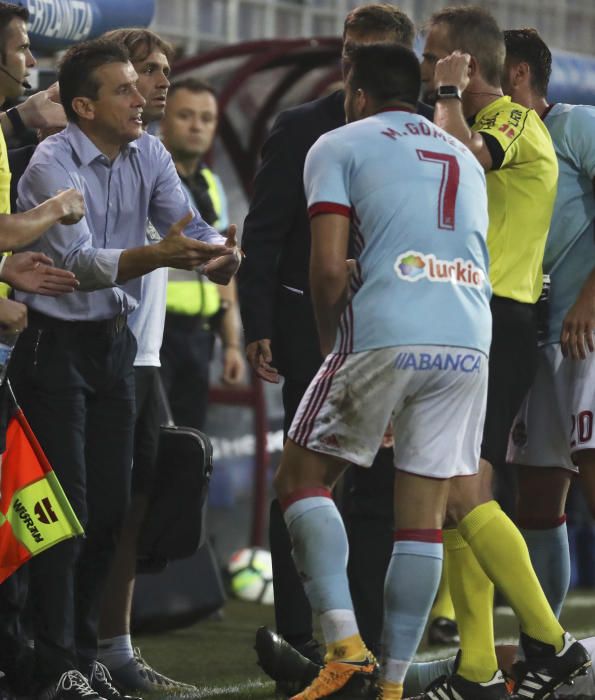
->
xmin=7 ymin=0 xmax=155 ymax=50
xmin=550 ymin=49 xmax=595 ymax=105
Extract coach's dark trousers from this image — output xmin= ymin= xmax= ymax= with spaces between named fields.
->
xmin=8 ymin=313 xmax=136 ymax=687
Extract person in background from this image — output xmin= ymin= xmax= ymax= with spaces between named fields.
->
xmin=96 ymin=29 xmax=200 ymax=694
xmin=160 ymin=77 xmax=244 ymax=432
xmin=503 ymin=27 xmax=595 ymax=622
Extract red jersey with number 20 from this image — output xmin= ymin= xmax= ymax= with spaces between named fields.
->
xmin=304 ymin=108 xmax=492 ymax=356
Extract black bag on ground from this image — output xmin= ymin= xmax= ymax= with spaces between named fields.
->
xmin=131 ymin=376 xmax=225 ymax=632
xmin=131 ymin=540 xmax=226 ymax=633
xmin=136 ymin=422 xmax=213 ymax=572
xmin=136 ymin=375 xmax=213 ymax=572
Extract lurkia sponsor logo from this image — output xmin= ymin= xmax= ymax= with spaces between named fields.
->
xmin=395 ymin=251 xmax=484 ymax=288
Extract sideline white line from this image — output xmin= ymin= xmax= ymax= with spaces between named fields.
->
xmin=193 ymin=678 xmax=274 ymax=698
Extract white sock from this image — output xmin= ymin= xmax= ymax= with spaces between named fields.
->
xmin=383 ymin=658 xmax=411 ymax=685
xmin=319 ymin=609 xmax=359 ymax=646
xmin=97 ymin=634 xmax=134 ymax=670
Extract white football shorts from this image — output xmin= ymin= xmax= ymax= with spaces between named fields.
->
xmin=507 ymin=343 xmax=595 ymax=473
xmin=288 ymin=345 xmax=488 ymax=479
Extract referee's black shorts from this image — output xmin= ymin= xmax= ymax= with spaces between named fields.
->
xmin=481 ymin=295 xmax=538 ymax=468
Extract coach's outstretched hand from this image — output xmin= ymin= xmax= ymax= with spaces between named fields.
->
xmin=201 ymin=225 xmax=242 ymax=285
xmin=1 ymin=252 xmax=79 ymax=296
xmin=159 ymin=212 xmax=228 ymax=270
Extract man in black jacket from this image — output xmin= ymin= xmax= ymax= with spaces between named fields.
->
xmin=239 ymin=3 xmax=429 ymax=688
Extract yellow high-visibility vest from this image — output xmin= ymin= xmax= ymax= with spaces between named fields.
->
xmin=166 ymin=166 xmax=224 ymax=317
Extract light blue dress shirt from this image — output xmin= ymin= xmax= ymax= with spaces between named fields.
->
xmin=16 ymin=122 xmax=224 ymax=321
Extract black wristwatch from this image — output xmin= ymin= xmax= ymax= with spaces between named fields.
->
xmin=435 ymin=85 xmax=462 ymax=101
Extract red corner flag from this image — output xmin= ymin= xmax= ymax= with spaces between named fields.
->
xmin=0 ymin=389 xmax=83 ymax=583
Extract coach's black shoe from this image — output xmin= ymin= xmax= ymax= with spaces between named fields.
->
xmin=408 ymin=669 xmax=511 ymax=699
xmin=254 ymin=627 xmax=322 ymax=696
xmin=515 ymin=632 xmax=591 ymax=699
xmin=89 ymin=663 xmax=141 ymax=700
xmin=38 ymin=670 xmax=105 ymax=700
xmin=427 ymin=617 xmax=460 ymax=646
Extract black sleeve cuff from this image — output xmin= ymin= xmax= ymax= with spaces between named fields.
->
xmin=481 ymin=132 xmax=505 ymax=170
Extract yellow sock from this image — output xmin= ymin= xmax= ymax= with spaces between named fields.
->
xmin=430 ymin=556 xmax=455 ymax=622
xmin=459 ymin=501 xmax=564 ymax=650
xmin=325 ymin=633 xmax=369 ymax=663
xmin=444 ymin=528 xmax=498 ymax=683
xmin=379 ymin=680 xmax=403 ymax=700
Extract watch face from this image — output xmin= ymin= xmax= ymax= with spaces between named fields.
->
xmin=437 ymin=86 xmax=461 ymax=99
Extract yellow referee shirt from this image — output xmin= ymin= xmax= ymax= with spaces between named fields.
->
xmin=0 ymin=126 xmax=11 ymax=298
xmin=471 ymin=96 xmax=558 ymax=303
xmin=0 ymin=125 xmax=11 ymax=214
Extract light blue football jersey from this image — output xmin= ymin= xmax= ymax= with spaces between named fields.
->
xmin=542 ymin=103 xmax=595 ymax=344
xmin=303 ymin=109 xmax=492 ymax=355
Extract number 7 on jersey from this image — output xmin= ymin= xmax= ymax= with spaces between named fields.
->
xmin=416 ymin=149 xmax=460 ymax=231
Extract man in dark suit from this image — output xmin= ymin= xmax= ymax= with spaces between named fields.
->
xmin=239 ymin=4 xmax=424 ymax=689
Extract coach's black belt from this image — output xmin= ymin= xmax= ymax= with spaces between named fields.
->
xmin=28 ymin=309 xmax=128 ymax=337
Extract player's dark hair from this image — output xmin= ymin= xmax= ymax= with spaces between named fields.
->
xmin=343 ymin=3 xmax=415 ymax=48
xmin=102 ymin=28 xmax=174 ymax=64
xmin=59 ymin=38 xmax=130 ymax=123
xmin=503 ymin=28 xmax=552 ymax=97
xmin=346 ymin=43 xmax=420 ymax=108
xmin=427 ymin=6 xmax=505 ymax=87
xmin=0 ymin=1 xmax=28 ymax=62
xmin=168 ymin=77 xmax=217 ymax=100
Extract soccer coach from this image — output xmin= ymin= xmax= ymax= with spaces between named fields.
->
xmin=8 ymin=38 xmax=239 ymax=699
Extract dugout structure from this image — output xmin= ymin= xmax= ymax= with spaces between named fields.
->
xmin=173 ymin=37 xmax=343 ymax=197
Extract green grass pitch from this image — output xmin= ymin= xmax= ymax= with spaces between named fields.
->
xmin=132 ymin=590 xmax=595 ymax=699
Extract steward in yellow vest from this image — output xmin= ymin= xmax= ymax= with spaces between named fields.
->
xmin=165 ymin=166 xmax=228 ymax=323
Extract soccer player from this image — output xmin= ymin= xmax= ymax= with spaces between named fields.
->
xmin=241 ymin=8 xmax=437 ymax=682
xmin=503 ymin=28 xmax=595 ymax=621
xmin=274 ymin=42 xmax=493 ymax=700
